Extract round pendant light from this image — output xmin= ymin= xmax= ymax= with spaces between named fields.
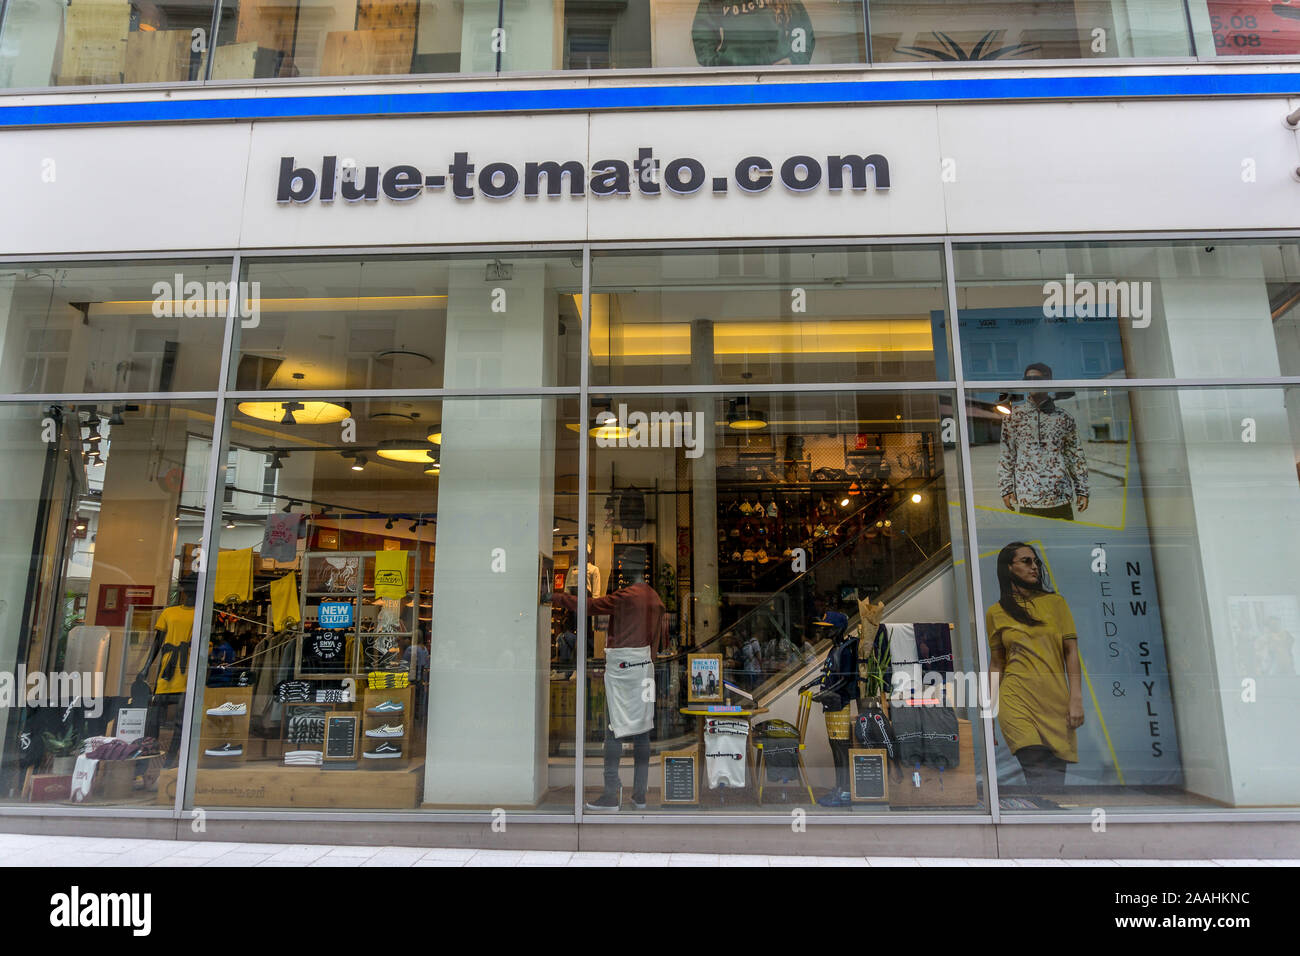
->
xmin=589 ymin=410 xmax=631 ymax=440
xmin=376 ymin=441 xmax=438 ymax=463
xmin=727 ymin=398 xmax=767 ymax=430
xmin=237 ymin=400 xmax=351 ymax=425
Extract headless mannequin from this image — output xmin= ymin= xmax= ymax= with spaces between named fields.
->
xmin=555 ymin=568 xmax=666 ymax=810
xmin=138 ymin=579 xmax=197 ymax=767
xmin=802 ymin=613 xmax=858 ymax=806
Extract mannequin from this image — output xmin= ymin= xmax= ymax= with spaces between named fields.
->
xmin=138 ymin=577 xmax=197 ymax=767
xmin=555 ymin=568 xmax=667 ymax=811
xmin=800 ymin=606 xmax=858 ymax=807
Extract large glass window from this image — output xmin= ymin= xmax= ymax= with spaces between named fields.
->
xmin=184 ymin=395 xmax=580 ymax=811
xmin=0 ymin=400 xmax=216 ymax=806
xmin=589 ymin=245 xmax=951 ymax=388
xmin=870 ymin=0 xmax=1194 ymax=62
xmin=208 ymin=0 xmax=487 ymax=80
xmin=231 ymin=253 xmax=582 ymax=393
xmin=0 ymin=261 xmax=230 ymax=394
xmin=964 ymin=384 xmax=1300 ymax=810
xmin=952 ymin=240 xmax=1300 ymax=386
xmin=578 ymin=389 xmax=985 ymax=813
xmin=0 ymin=0 xmax=213 ymax=88
xmin=1191 ymin=0 xmax=1300 ymax=56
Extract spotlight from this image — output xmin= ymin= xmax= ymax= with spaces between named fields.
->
xmin=839 ymin=497 xmax=850 ymax=508
xmin=408 ymin=520 xmax=419 ymax=533
xmin=279 ymin=401 xmax=304 ymax=425
xmin=282 ymin=499 xmax=295 ymax=513
xmin=351 ymin=454 xmax=367 ymax=472
xmin=995 ymin=393 xmax=1015 ymax=416
xmin=225 ymin=519 xmax=236 ymax=529
xmin=911 ymin=493 xmax=923 ymax=504
xmin=74 ymin=516 xmax=88 ymax=533
xmin=270 ymin=452 xmax=285 ymax=470
xmin=385 ymin=517 xmax=395 ymax=531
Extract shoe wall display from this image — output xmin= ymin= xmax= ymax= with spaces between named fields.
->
xmin=360 ymin=686 xmax=412 ymax=769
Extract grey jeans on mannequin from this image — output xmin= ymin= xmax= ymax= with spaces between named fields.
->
xmin=604 ymin=723 xmax=651 ymax=800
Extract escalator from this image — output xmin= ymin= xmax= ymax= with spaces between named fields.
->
xmin=632 ymin=474 xmax=955 ymax=750
xmin=689 ymin=473 xmax=950 ymax=698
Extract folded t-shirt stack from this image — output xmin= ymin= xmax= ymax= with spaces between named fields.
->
xmin=284 ymin=750 xmax=323 ymax=766
xmin=367 ymin=671 xmax=409 ymax=690
xmin=275 ymin=680 xmax=313 ymax=702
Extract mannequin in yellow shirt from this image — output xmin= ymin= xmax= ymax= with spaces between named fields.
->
xmin=137 ymin=577 xmax=197 ymax=767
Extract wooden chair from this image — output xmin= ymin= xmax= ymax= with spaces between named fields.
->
xmin=754 ymin=689 xmax=816 ymax=805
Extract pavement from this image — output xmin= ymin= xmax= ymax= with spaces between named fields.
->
xmin=0 ymin=833 xmax=1293 ymax=867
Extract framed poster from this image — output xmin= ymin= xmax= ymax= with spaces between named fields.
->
xmin=687 ymin=653 xmax=724 ymax=703
xmin=324 ymin=712 xmax=359 ymax=762
xmin=317 ymin=528 xmax=340 ymax=550
xmin=661 ymin=748 xmax=698 ymax=804
xmin=849 ymin=748 xmax=889 ymax=803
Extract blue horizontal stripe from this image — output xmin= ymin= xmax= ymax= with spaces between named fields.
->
xmin=1 ymin=71 xmax=1298 ymax=128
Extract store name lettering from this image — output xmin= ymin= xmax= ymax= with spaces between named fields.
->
xmin=276 ymin=148 xmax=890 ymax=204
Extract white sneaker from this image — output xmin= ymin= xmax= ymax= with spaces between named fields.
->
xmin=365 ymin=724 xmax=404 ymax=738
xmin=206 ymin=702 xmax=247 ymax=716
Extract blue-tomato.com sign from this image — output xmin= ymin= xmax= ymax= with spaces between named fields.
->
xmin=318 ymin=602 xmax=353 ymax=629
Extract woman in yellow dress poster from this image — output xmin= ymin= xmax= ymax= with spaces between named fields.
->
xmin=986 ymin=542 xmax=1085 ymax=792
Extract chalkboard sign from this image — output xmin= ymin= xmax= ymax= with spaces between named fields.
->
xmin=324 ymin=712 xmax=359 ymax=762
xmin=849 ymin=748 xmax=889 ymax=803
xmin=661 ymin=749 xmax=698 ymax=804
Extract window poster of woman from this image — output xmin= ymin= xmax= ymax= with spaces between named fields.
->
xmin=986 ymin=541 xmax=1084 ymax=793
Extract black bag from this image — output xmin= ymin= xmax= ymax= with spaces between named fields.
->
xmin=922 ymin=704 xmax=960 ymax=770
xmin=853 ymin=704 xmax=898 ymax=763
xmin=754 ymin=719 xmax=801 ymax=783
xmin=618 ymin=487 xmax=646 ymax=530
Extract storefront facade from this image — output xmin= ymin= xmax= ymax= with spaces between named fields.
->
xmin=1 ymin=0 xmax=1299 ymax=856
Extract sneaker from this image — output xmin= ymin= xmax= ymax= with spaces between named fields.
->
xmin=363 ymin=742 xmax=402 ymax=759
xmin=815 ymin=789 xmax=852 ymax=808
xmin=584 ymin=788 xmax=622 ymax=812
xmin=205 ymin=702 xmax=247 ymax=717
xmin=365 ymin=723 xmax=404 ymax=738
xmin=631 ymin=793 xmax=648 ymax=810
xmin=367 ymin=700 xmax=404 ymax=714
xmin=204 ymin=742 xmax=243 ymax=757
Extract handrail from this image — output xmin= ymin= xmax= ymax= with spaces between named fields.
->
xmin=691 ymin=472 xmax=949 ymax=660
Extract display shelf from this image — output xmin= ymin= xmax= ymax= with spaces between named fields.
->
xmin=198 ymin=685 xmax=253 ymax=768
xmin=361 ymin=685 xmax=412 ymax=769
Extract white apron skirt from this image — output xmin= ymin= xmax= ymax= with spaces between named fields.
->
xmin=604 ymin=646 xmax=655 ymax=738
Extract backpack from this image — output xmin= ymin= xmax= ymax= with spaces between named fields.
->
xmin=618 ymin=487 xmax=646 ymax=530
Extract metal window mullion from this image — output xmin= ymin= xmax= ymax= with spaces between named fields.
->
xmin=863 ymin=0 xmax=873 ymax=67
xmin=943 ymin=238 xmax=1002 ymax=824
xmin=575 ymin=243 xmax=591 ymax=820
xmin=174 ymin=252 xmax=240 ymax=817
xmin=203 ymin=0 xmax=223 ymax=83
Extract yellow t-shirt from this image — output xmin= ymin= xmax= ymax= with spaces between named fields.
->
xmin=986 ymin=592 xmax=1078 ymax=763
xmin=153 ymin=605 xmax=195 ymax=695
